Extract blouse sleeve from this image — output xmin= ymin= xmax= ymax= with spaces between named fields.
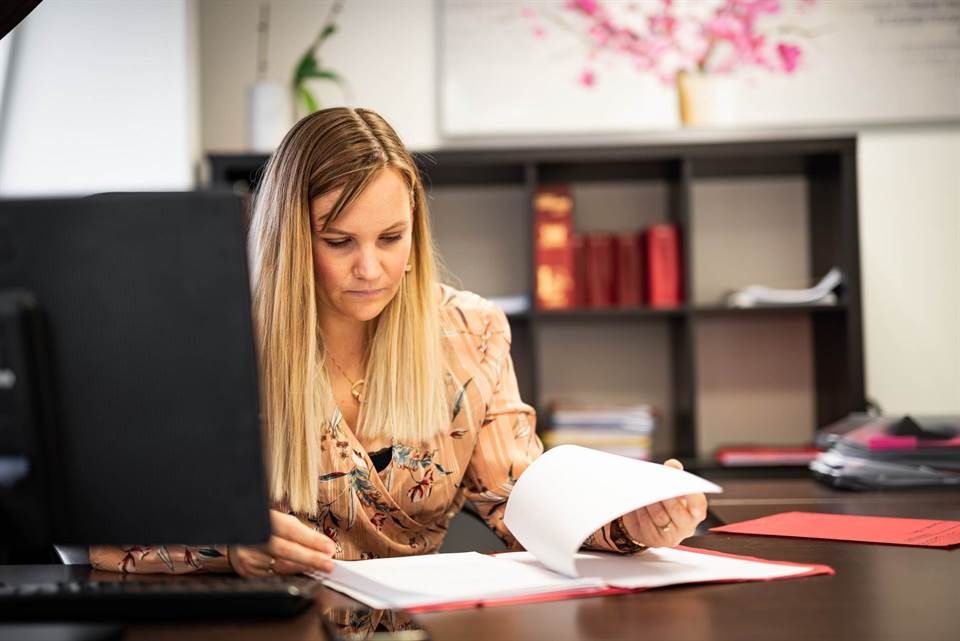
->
xmin=459 ymin=304 xmax=645 ymax=555
xmin=88 ymin=544 xmax=233 ymax=574
xmin=460 ymin=305 xmax=541 ymax=550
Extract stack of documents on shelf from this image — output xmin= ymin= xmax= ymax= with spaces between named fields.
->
xmin=810 ymin=414 xmax=960 ymax=489
xmin=311 ymin=446 xmax=833 ymax=612
xmin=725 ymin=267 xmax=842 ymax=308
xmin=544 ymin=403 xmax=656 ymax=460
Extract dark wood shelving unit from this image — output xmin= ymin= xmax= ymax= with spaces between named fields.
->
xmin=208 ymin=137 xmax=866 ymax=459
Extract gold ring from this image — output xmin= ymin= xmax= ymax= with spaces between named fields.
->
xmin=658 ymin=521 xmax=674 ymax=533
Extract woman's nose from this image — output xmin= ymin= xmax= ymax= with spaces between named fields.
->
xmin=353 ymin=246 xmax=382 ymax=280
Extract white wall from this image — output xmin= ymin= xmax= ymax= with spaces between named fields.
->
xmin=859 ymin=128 xmax=960 ymax=413
xmin=0 ymin=0 xmax=198 ymax=196
xmin=199 ymin=0 xmax=437 ymax=153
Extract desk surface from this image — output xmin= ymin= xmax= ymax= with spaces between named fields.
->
xmin=7 ymin=480 xmax=960 ymax=641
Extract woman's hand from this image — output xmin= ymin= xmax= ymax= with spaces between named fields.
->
xmin=620 ymin=459 xmax=708 ymax=548
xmin=229 ymin=509 xmax=336 ymax=578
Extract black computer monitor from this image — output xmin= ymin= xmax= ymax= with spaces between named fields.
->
xmin=0 ymin=192 xmax=270 ymax=557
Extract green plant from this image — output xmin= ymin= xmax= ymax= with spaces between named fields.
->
xmin=292 ymin=0 xmax=348 ymax=114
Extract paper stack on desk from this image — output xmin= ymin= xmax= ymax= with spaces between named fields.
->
xmin=312 ymin=446 xmax=833 ymax=611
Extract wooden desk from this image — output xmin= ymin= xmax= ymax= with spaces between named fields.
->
xmin=705 ymin=478 xmax=960 ymax=524
xmin=9 ymin=481 xmax=960 ymax=641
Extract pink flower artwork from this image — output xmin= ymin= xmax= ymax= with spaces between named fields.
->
xmin=530 ymin=0 xmax=816 ymax=87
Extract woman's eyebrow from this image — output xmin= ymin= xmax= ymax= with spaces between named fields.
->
xmin=319 ymin=221 xmax=409 ymax=235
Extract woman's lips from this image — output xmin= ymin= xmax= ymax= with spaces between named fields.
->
xmin=345 ymin=288 xmax=386 ymax=298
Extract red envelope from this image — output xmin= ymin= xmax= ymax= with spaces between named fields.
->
xmin=710 ymin=511 xmax=960 ymax=548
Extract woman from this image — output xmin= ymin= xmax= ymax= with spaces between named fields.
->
xmin=90 ymin=107 xmax=707 ymax=577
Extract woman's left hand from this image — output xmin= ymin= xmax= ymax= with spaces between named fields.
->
xmin=619 ymin=459 xmax=709 ymax=548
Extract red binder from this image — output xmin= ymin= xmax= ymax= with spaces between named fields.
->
xmin=615 ymin=232 xmax=643 ymax=307
xmin=645 ymin=223 xmax=682 ymax=308
xmin=584 ymin=233 xmax=616 ymax=308
xmin=572 ymin=232 xmax=587 ymax=308
xmin=534 ymin=186 xmax=576 ymax=310
xmin=403 ymin=546 xmax=834 ymax=613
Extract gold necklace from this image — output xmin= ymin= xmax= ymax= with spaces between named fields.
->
xmin=326 ymin=353 xmax=365 ymax=404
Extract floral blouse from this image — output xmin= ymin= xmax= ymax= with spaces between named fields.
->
xmin=89 ymin=285 xmax=641 ymax=574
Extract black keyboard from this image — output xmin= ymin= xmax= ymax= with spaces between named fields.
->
xmin=0 ymin=575 xmax=318 ymax=621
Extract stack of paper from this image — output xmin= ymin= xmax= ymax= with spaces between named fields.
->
xmin=726 ymin=268 xmax=842 ymax=308
xmin=544 ymin=403 xmax=656 ymax=459
xmin=311 ymin=446 xmax=833 ymax=611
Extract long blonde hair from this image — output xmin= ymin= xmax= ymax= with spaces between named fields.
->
xmin=247 ymin=107 xmax=449 ymax=515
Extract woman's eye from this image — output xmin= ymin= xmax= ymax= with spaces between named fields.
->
xmin=381 ymin=234 xmax=403 ymax=243
xmin=323 ymin=238 xmax=351 ymax=248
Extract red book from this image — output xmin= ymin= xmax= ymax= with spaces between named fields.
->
xmin=615 ymin=232 xmax=643 ymax=307
xmin=645 ymin=223 xmax=682 ymax=308
xmin=584 ymin=233 xmax=616 ymax=308
xmin=571 ymin=232 xmax=587 ymax=308
xmin=534 ymin=186 xmax=575 ymax=310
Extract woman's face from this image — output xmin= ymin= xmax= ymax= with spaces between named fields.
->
xmin=309 ymin=168 xmax=414 ymax=325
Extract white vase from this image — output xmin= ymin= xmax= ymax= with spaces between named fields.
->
xmin=676 ymin=72 xmax=739 ymax=127
xmin=247 ymin=81 xmax=290 ymax=152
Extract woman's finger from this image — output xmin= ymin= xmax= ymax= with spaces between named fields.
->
xmin=268 ymin=535 xmax=332 ymax=571
xmin=273 ymin=557 xmax=323 ymax=576
xmin=660 ymin=498 xmax=696 ymax=537
xmin=644 ymin=500 xmax=673 ymax=530
xmin=231 ymin=545 xmax=275 ymax=578
xmin=685 ymin=492 xmax=708 ymax=522
xmin=638 ymin=507 xmax=671 ymax=547
xmin=663 ymin=458 xmax=684 ymax=470
xmin=271 ymin=511 xmax=336 ymax=555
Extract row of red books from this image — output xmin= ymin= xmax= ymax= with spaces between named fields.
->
xmin=534 ymin=185 xmax=683 ymax=310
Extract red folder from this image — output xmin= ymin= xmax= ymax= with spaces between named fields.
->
xmin=710 ymin=511 xmax=960 ymax=548
xmin=404 ymin=546 xmax=833 ymax=613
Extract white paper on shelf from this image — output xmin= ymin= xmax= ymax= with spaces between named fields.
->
xmin=727 ymin=267 xmax=843 ymax=307
xmin=503 ymin=445 xmax=722 ymax=577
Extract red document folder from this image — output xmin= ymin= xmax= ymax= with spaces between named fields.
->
xmin=403 ymin=546 xmax=833 ymax=613
xmin=711 ymin=511 xmax=960 ymax=548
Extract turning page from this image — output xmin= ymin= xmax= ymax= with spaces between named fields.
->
xmin=503 ymin=445 xmax=722 ymax=577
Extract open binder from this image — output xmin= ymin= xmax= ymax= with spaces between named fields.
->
xmin=312 ymin=446 xmax=833 ymax=611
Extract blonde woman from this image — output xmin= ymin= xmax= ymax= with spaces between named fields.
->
xmin=89 ymin=108 xmax=707 ymax=576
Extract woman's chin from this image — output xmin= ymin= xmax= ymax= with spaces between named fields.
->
xmin=339 ymin=299 xmax=389 ymax=323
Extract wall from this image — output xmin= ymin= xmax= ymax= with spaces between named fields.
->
xmin=0 ymin=0 xmax=199 ymax=196
xmin=198 ymin=0 xmax=437 ymax=152
xmin=859 ymin=127 xmax=960 ymax=413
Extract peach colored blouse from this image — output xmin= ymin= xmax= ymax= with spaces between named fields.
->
xmin=89 ymin=285 xmax=639 ymax=574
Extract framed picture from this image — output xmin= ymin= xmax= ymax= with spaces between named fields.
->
xmin=438 ymin=0 xmax=960 ymax=139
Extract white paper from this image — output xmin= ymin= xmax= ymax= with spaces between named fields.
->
xmin=310 ymin=552 xmax=603 ymax=609
xmin=498 ymin=548 xmax=814 ymax=589
xmin=503 ymin=445 xmax=722 ymax=577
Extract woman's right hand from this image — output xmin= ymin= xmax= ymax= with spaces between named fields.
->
xmin=229 ymin=509 xmax=336 ymax=578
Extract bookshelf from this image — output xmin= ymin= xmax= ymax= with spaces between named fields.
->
xmin=207 ymin=137 xmax=865 ymax=461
